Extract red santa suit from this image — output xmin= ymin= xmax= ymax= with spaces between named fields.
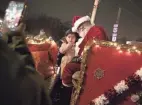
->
xmin=78 ymin=25 xmax=108 ymax=55
xmin=62 ymin=16 xmax=108 ymax=87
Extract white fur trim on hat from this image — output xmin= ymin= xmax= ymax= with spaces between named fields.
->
xmin=72 ymin=16 xmax=90 ymax=32
xmin=72 ymin=27 xmax=76 ymax=32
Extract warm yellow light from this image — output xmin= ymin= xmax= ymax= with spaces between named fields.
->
xmin=92 ymin=40 xmax=142 ymax=55
xmin=95 ymin=45 xmax=100 ymax=48
xmin=132 ymin=46 xmax=137 ymax=50
xmin=110 ymin=42 xmax=113 ymax=45
xmin=136 ymin=50 xmax=141 ymax=55
xmin=127 ymin=49 xmax=131 ymax=53
xmin=116 ymin=46 xmax=121 ymax=50
xmin=93 ymin=40 xmax=96 ymax=43
xmin=127 ymin=49 xmax=130 ymax=51
xmin=119 ymin=50 xmax=123 ymax=53
xmin=84 ymin=47 xmax=87 ymax=51
xmin=113 ymin=43 xmax=117 ymax=47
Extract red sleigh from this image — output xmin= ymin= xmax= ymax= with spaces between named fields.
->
xmin=70 ymin=40 xmax=142 ymax=105
xmin=27 ymin=37 xmax=58 ymax=78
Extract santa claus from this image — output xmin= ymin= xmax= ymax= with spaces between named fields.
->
xmin=62 ymin=15 xmax=109 ymax=87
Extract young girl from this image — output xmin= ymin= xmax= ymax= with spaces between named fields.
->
xmin=51 ymin=29 xmax=80 ymax=105
xmin=59 ymin=29 xmax=80 ymax=78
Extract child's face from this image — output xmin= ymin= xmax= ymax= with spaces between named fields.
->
xmin=66 ymin=34 xmax=76 ymax=44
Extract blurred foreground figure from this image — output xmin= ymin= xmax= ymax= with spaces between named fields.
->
xmin=0 ymin=23 xmax=52 ymax=105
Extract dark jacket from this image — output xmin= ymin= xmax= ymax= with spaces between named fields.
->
xmin=0 ymin=32 xmax=52 ymax=105
xmin=5 ymin=31 xmax=35 ymax=70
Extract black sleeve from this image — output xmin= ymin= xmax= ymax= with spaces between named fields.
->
xmin=56 ymin=52 xmax=65 ymax=66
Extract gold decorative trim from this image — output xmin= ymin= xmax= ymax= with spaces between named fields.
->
xmin=70 ymin=40 xmax=94 ymax=105
xmin=94 ymin=40 xmax=142 ymax=53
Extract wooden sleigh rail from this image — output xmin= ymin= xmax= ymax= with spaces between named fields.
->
xmin=70 ymin=39 xmax=142 ymax=105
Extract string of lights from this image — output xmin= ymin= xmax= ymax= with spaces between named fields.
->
xmin=26 ymin=34 xmax=55 ymax=45
xmin=92 ymin=40 xmax=142 ymax=55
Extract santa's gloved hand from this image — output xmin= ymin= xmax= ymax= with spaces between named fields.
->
xmin=72 ymin=71 xmax=81 ymax=88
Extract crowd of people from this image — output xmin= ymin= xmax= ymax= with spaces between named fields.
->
xmin=0 ymin=15 xmax=108 ymax=105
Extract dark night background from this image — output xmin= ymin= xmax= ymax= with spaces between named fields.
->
xmin=0 ymin=0 xmax=142 ymax=42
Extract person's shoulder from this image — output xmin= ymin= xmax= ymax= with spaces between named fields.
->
xmin=87 ymin=25 xmax=106 ymax=35
xmin=91 ymin=25 xmax=105 ymax=30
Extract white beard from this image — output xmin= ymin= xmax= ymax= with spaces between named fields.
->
xmin=75 ymin=25 xmax=92 ymax=56
xmin=79 ymin=25 xmax=92 ymax=38
xmin=75 ymin=38 xmax=84 ymax=56
xmin=79 ymin=29 xmax=88 ymax=38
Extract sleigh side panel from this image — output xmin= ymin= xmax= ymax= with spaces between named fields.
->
xmin=71 ymin=40 xmax=142 ymax=105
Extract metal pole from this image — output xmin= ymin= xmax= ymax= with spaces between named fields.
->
xmin=112 ymin=7 xmax=122 ymax=42
xmin=116 ymin=8 xmax=122 ymax=24
xmin=91 ymin=0 xmax=100 ymax=25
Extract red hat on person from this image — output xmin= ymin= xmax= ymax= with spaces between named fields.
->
xmin=72 ymin=16 xmax=91 ymax=32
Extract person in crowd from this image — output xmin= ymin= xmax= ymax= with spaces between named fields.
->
xmin=0 ymin=23 xmax=52 ymax=105
xmin=2 ymin=23 xmax=35 ymax=71
xmin=62 ymin=15 xmax=109 ymax=87
xmin=0 ymin=37 xmax=52 ymax=105
xmin=59 ymin=29 xmax=80 ymax=78
xmin=51 ymin=29 xmax=80 ymax=105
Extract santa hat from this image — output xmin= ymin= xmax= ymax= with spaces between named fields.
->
xmin=72 ymin=16 xmax=91 ymax=32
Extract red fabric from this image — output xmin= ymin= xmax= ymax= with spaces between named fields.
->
xmin=72 ymin=16 xmax=81 ymax=26
xmin=31 ymin=51 xmax=55 ymax=78
xmin=78 ymin=26 xmax=108 ymax=55
xmin=62 ymin=63 xmax=80 ymax=86
xmin=77 ymin=45 xmax=142 ymax=105
xmin=28 ymin=43 xmax=50 ymax=52
xmin=48 ymin=43 xmax=58 ymax=64
xmin=62 ymin=26 xmax=108 ymax=86
xmin=28 ymin=43 xmax=58 ymax=78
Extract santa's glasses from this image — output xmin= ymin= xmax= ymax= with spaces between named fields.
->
xmin=78 ymin=25 xmax=85 ymax=33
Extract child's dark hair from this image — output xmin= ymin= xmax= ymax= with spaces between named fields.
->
xmin=65 ymin=29 xmax=80 ymax=42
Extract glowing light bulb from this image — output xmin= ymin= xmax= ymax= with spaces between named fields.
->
xmin=136 ymin=50 xmax=141 ymax=55
xmin=84 ymin=48 xmax=87 ymax=51
xmin=95 ymin=45 xmax=100 ymax=48
xmin=113 ymin=43 xmax=117 ymax=47
xmin=119 ymin=50 xmax=123 ymax=53
xmin=132 ymin=46 xmax=136 ymax=50
xmin=127 ymin=49 xmax=131 ymax=53
xmin=93 ymin=40 xmax=96 ymax=43
xmin=110 ymin=42 xmax=113 ymax=45
xmin=116 ymin=46 xmax=121 ymax=50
